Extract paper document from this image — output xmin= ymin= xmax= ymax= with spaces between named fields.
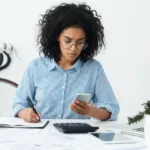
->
xmin=112 ymin=146 xmax=148 ymax=150
xmin=0 ymin=117 xmax=49 ymax=128
xmin=106 ymin=122 xmax=144 ymax=138
xmin=0 ymin=142 xmax=50 ymax=150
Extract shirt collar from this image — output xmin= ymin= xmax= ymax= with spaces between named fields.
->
xmin=47 ymin=58 xmax=83 ymax=72
xmin=47 ymin=58 xmax=56 ymax=72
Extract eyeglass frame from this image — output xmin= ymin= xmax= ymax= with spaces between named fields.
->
xmin=59 ymin=40 xmax=88 ymax=51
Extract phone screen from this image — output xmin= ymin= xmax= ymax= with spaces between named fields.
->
xmin=91 ymin=133 xmax=131 ymax=142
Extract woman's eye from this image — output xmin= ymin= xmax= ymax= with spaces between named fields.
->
xmin=78 ymin=41 xmax=85 ymax=45
xmin=64 ymin=40 xmax=71 ymax=43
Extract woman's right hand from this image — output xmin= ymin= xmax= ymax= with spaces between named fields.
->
xmin=17 ymin=108 xmax=40 ymax=123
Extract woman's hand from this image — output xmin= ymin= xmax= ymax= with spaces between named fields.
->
xmin=70 ymin=100 xmax=111 ymax=120
xmin=70 ymin=100 xmax=94 ymax=116
xmin=17 ymin=108 xmax=41 ymax=123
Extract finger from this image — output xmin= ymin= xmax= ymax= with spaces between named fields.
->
xmin=28 ymin=108 xmax=39 ymax=118
xmin=73 ymin=107 xmax=80 ymax=114
xmin=70 ymin=104 xmax=85 ymax=115
xmin=73 ymin=105 xmax=85 ymax=115
xmin=28 ymin=108 xmax=40 ymax=120
xmin=75 ymin=100 xmax=86 ymax=108
xmin=38 ymin=112 xmax=41 ymax=117
xmin=73 ymin=103 xmax=85 ymax=112
xmin=27 ymin=114 xmax=39 ymax=123
xmin=70 ymin=104 xmax=80 ymax=113
xmin=38 ymin=113 xmax=41 ymax=119
xmin=31 ymin=117 xmax=39 ymax=123
xmin=31 ymin=113 xmax=40 ymax=121
xmin=88 ymin=101 xmax=94 ymax=106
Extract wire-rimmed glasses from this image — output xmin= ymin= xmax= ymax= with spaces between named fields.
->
xmin=59 ymin=40 xmax=88 ymax=50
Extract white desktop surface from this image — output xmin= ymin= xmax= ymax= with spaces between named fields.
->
xmin=0 ymin=118 xmax=148 ymax=150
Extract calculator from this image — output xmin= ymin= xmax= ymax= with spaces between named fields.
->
xmin=53 ymin=123 xmax=99 ymax=133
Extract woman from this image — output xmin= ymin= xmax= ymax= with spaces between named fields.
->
xmin=13 ymin=3 xmax=119 ymax=122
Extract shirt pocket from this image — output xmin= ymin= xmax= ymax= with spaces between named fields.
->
xmin=34 ymin=87 xmax=44 ymax=102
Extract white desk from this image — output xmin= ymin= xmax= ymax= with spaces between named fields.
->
xmin=0 ymin=118 xmax=148 ymax=150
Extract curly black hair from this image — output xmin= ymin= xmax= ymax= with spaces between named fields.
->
xmin=37 ymin=3 xmax=105 ymax=62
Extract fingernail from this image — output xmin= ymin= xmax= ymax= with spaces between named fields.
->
xmin=36 ymin=117 xmax=39 ymax=120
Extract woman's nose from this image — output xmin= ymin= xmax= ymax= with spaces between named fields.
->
xmin=70 ymin=43 xmax=77 ymax=51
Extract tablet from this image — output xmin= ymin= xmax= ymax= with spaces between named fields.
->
xmin=89 ymin=132 xmax=135 ymax=144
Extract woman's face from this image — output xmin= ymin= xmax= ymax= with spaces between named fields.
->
xmin=58 ymin=27 xmax=86 ymax=63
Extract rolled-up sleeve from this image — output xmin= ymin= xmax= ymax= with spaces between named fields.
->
xmin=93 ymin=64 xmax=120 ymax=121
xmin=13 ymin=61 xmax=36 ymax=117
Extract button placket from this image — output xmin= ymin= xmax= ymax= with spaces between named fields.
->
xmin=58 ymin=73 xmax=67 ymax=119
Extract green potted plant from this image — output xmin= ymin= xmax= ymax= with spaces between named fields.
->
xmin=128 ymin=101 xmax=150 ymax=125
xmin=128 ymin=101 xmax=150 ymax=149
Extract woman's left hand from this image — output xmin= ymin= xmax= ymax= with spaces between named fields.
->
xmin=70 ymin=100 xmax=94 ymax=116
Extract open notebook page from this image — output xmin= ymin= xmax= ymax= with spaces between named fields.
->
xmin=0 ymin=117 xmax=49 ymax=128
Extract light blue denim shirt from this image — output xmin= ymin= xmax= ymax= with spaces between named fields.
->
xmin=13 ymin=57 xmax=119 ymax=120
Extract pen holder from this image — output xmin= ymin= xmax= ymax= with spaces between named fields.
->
xmin=144 ymin=115 xmax=150 ymax=150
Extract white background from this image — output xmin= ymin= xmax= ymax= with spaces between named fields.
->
xmin=0 ymin=0 xmax=150 ymax=121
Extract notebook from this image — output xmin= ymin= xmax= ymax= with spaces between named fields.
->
xmin=106 ymin=122 xmax=144 ymax=138
xmin=0 ymin=117 xmax=49 ymax=129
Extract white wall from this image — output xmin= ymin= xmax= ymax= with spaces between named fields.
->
xmin=0 ymin=0 xmax=150 ymax=121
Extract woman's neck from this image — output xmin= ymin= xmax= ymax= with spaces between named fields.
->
xmin=58 ymin=58 xmax=77 ymax=71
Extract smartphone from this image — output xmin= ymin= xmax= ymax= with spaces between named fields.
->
xmin=74 ymin=93 xmax=91 ymax=103
xmin=89 ymin=132 xmax=135 ymax=144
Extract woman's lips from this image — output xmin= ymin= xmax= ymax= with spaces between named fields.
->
xmin=68 ymin=53 xmax=77 ymax=57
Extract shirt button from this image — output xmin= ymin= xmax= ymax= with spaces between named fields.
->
xmin=60 ymin=101 xmax=63 ymax=104
xmin=62 ymin=86 xmax=64 ymax=89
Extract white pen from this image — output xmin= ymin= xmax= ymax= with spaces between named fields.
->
xmin=121 ymin=131 xmax=145 ymax=138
